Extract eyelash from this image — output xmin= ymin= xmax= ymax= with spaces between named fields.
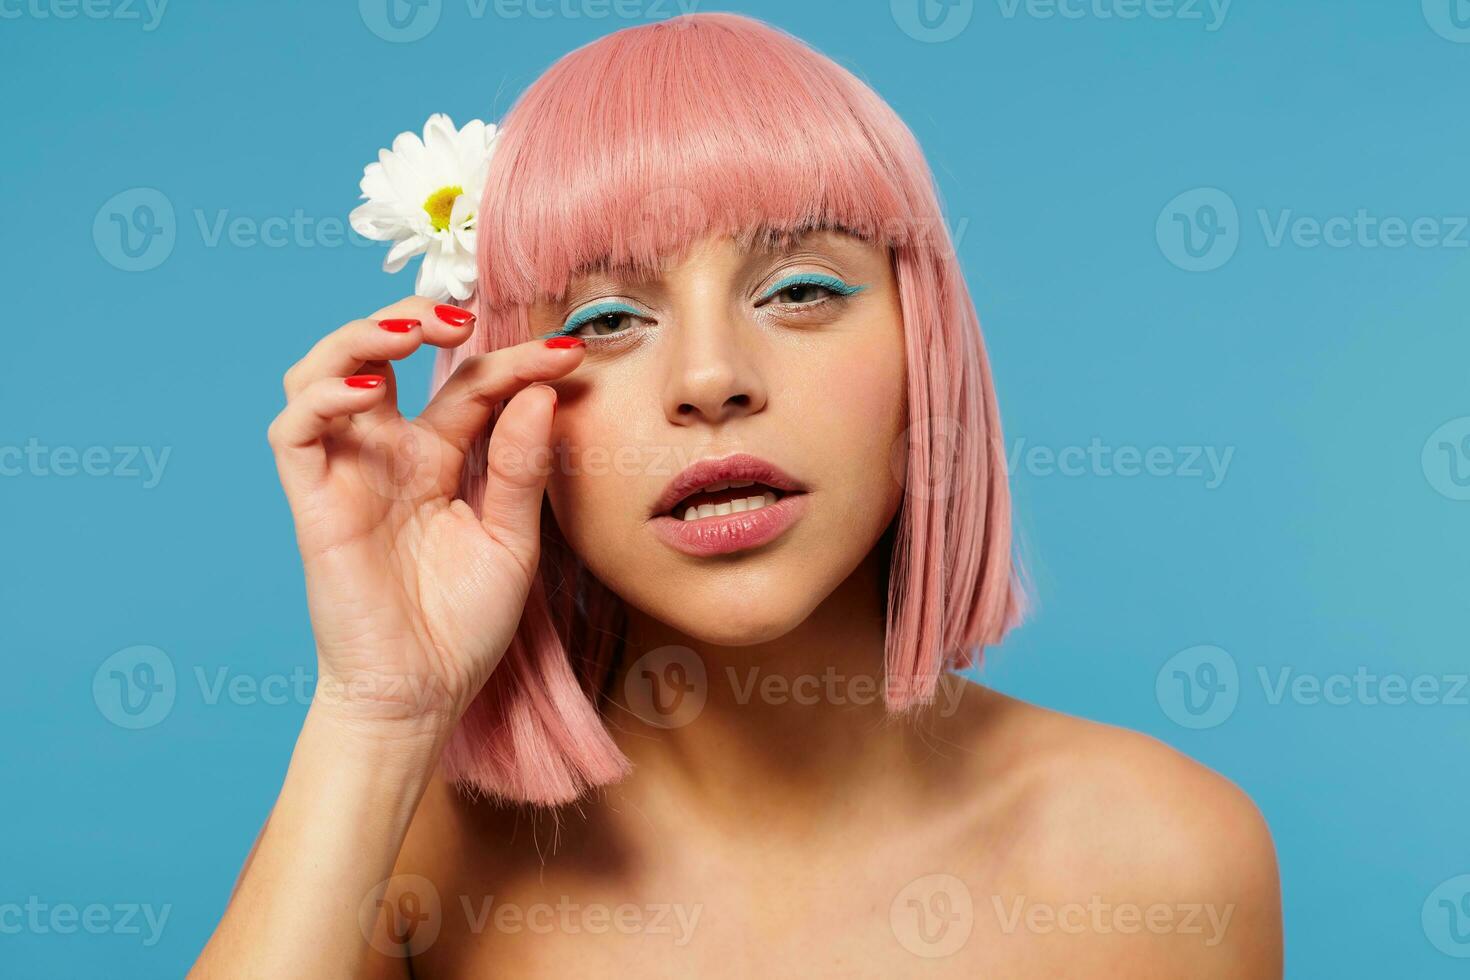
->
xmin=550 ymin=301 xmax=645 ymax=343
xmin=756 ymin=272 xmax=866 ymax=307
xmin=549 ymin=273 xmax=865 ymax=345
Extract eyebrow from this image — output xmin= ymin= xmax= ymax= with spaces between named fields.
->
xmin=551 ymin=222 xmax=874 ymax=310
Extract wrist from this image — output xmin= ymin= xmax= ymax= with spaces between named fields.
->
xmin=302 ymin=697 xmax=455 ymax=773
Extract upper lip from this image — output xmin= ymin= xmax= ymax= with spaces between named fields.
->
xmin=650 ymin=452 xmax=807 ymax=518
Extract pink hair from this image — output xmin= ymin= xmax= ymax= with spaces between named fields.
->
xmin=430 ymin=12 xmax=1023 ymax=805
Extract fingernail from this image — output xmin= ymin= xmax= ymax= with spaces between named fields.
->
xmin=345 ymin=375 xmax=386 ymax=389
xmin=544 ymin=335 xmax=584 ymax=349
xmin=434 ymin=304 xmax=475 ymax=327
xmin=378 ymin=318 xmax=419 ymax=333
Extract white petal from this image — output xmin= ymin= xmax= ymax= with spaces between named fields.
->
xmin=452 ymin=224 xmax=476 ymax=254
xmin=449 ymin=193 xmax=475 ymax=226
xmin=415 ymin=251 xmax=452 ymax=301
xmin=349 ymin=201 xmax=412 ymax=240
xmin=378 ymin=149 xmax=429 ymax=212
xmin=446 ymin=274 xmax=474 ymax=302
xmin=384 ymin=234 xmax=429 ymax=274
xmin=455 ymin=119 xmax=489 ymax=175
xmin=359 ymin=162 xmax=402 ymax=206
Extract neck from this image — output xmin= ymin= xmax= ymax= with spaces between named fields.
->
xmin=602 ymin=552 xmax=943 ymax=834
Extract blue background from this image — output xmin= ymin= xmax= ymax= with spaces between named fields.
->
xmin=4 ymin=0 xmax=1468 ymax=975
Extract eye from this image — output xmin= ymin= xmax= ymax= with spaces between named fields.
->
xmin=757 ymin=273 xmax=866 ymax=307
xmin=556 ymin=301 xmax=646 ymax=341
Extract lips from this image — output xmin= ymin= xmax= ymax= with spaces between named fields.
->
xmin=648 ymin=453 xmax=810 ymax=557
xmin=649 ymin=453 xmax=806 ymax=519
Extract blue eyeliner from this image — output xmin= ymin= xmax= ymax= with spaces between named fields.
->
xmin=759 ymin=272 xmax=866 ymax=302
xmin=544 ymin=300 xmax=642 ymax=339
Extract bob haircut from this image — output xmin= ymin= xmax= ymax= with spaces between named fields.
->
xmin=430 ymin=11 xmax=1023 ymax=805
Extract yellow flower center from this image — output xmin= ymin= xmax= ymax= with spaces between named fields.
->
xmin=423 ymin=185 xmax=464 ymax=232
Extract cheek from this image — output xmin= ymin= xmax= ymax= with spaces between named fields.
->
xmin=543 ymin=394 xmax=643 ymax=552
xmin=794 ymin=331 xmax=909 ymax=517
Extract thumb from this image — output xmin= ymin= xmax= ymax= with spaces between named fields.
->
xmin=479 ymin=383 xmax=558 ymax=574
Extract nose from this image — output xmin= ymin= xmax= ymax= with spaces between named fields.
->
xmin=661 ymin=308 xmax=768 ymax=427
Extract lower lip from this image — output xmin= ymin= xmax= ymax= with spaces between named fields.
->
xmin=648 ymin=493 xmax=809 ymax=558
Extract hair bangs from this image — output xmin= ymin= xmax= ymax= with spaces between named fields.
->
xmin=476 ymin=13 xmax=932 ymax=309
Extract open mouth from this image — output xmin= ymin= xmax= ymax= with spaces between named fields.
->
xmin=647 ymin=453 xmax=811 ymax=557
xmin=664 ymin=480 xmax=792 ymax=522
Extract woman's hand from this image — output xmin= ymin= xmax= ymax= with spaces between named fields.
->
xmin=267 ymin=296 xmax=583 ymax=740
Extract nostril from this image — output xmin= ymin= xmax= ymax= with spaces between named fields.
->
xmin=675 ymin=393 xmax=753 ymax=418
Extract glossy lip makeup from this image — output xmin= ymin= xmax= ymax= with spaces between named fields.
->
xmin=647 ymin=453 xmax=810 ymax=558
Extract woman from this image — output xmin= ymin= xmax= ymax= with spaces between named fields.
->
xmin=192 ymin=12 xmax=1281 ymax=977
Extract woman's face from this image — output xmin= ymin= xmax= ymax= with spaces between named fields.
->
xmin=536 ymin=229 xmax=908 ymax=646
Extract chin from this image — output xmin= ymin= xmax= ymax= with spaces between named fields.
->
xmin=626 ymin=571 xmax=822 ymax=649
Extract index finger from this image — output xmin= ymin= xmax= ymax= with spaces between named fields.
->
xmin=417 ymin=335 xmax=586 ymax=448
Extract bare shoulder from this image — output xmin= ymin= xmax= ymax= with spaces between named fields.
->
xmin=927 ymin=679 xmax=1283 ymax=976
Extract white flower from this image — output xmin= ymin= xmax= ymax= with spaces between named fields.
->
xmin=349 ymin=113 xmax=498 ymax=302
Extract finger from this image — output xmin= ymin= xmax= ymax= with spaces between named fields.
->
xmin=351 ymin=359 xmax=401 ymax=426
xmin=268 ymin=374 xmax=391 ymax=455
xmin=282 ymin=298 xmax=477 ymax=399
xmin=479 ymin=383 xmax=558 ymax=575
xmin=419 ymin=337 xmax=585 ymax=449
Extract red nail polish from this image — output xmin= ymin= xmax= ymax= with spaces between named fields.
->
xmin=544 ymin=335 xmax=584 ymax=349
xmin=434 ymin=304 xmax=475 ymax=327
xmin=345 ymin=375 xmax=385 ymax=389
xmin=378 ymin=318 xmax=419 ymax=333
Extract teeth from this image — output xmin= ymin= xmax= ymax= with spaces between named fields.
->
xmin=693 ymin=479 xmax=756 ymax=495
xmin=680 ymin=491 xmax=778 ymax=522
